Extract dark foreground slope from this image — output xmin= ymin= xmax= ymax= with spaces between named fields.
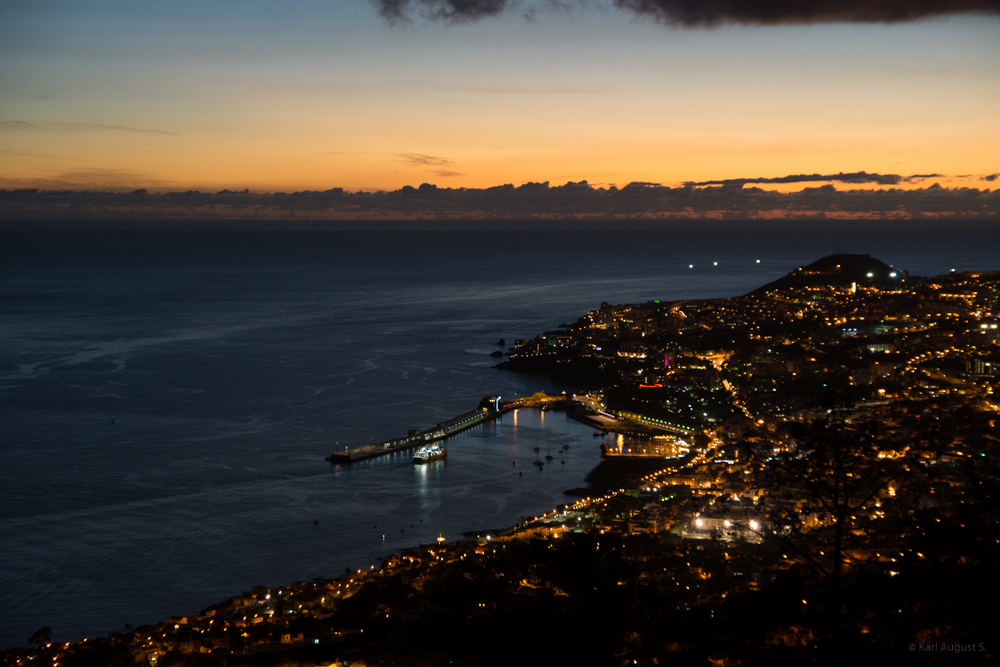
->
xmin=11 ymin=519 xmax=997 ymax=667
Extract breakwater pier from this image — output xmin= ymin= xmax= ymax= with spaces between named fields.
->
xmin=326 ymin=392 xmax=580 ymax=463
xmin=327 ymin=396 xmax=505 ymax=463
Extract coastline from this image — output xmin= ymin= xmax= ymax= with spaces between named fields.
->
xmin=561 ymin=457 xmax=677 ymax=498
xmin=9 ymin=248 xmax=1000 ymax=664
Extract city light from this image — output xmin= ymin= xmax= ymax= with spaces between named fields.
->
xmin=24 ymin=255 xmax=997 ymax=665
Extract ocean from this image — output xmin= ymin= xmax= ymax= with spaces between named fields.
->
xmin=1 ymin=219 xmax=997 ymax=648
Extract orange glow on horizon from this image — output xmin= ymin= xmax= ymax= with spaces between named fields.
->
xmin=2 ymin=7 xmax=996 ymax=195
xmin=1 ymin=91 xmax=996 ymax=193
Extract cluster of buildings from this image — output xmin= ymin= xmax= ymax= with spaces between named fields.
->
xmin=503 ymin=255 xmax=998 ymax=428
xmin=7 ymin=255 xmax=996 ymax=666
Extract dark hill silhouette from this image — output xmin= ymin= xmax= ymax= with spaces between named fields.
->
xmin=747 ymin=253 xmax=900 ymax=296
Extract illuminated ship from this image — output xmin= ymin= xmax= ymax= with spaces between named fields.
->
xmin=413 ymin=444 xmax=447 ymax=463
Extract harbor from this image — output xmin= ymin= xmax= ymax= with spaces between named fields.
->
xmin=326 ymin=390 xmax=709 ymax=464
xmin=326 ymin=396 xmax=505 ymax=463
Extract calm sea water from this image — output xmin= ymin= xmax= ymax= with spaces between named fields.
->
xmin=2 ymin=220 xmax=998 ymax=648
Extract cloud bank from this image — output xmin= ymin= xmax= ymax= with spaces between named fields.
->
xmin=2 ymin=175 xmax=997 ymax=221
xmin=374 ymin=0 xmax=1000 ymax=26
xmin=687 ymin=171 xmax=943 ymax=188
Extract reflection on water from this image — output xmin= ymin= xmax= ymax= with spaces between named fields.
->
xmin=1 ymin=407 xmax=601 ymax=648
xmin=414 ymin=457 xmax=429 ymax=493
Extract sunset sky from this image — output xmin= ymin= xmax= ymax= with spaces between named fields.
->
xmin=2 ymin=0 xmax=998 ymax=193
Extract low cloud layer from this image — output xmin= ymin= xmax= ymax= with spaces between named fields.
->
xmin=688 ymin=171 xmax=902 ymax=187
xmin=374 ymin=0 xmax=1000 ymax=26
xmin=2 ymin=174 xmax=997 ymax=221
xmin=687 ymin=171 xmax=946 ymax=188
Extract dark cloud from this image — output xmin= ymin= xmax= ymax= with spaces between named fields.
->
xmin=433 ymin=170 xmax=464 ymax=177
xmin=375 ymin=0 xmax=408 ymax=23
xmin=983 ymin=173 xmax=999 ymax=182
xmin=375 ymin=0 xmax=509 ymax=24
xmin=612 ymin=0 xmax=1000 ymax=28
xmin=687 ymin=171 xmax=904 ymax=187
xmin=393 ymin=153 xmax=454 ymax=166
xmin=374 ymin=0 xmax=1000 ymax=25
xmin=3 ymin=173 xmax=996 ymax=221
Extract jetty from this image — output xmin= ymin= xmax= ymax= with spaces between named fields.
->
xmin=326 ymin=392 xmax=576 ymax=463
xmin=327 ymin=396 xmax=505 ymax=463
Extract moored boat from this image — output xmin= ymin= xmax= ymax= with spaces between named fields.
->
xmin=413 ymin=444 xmax=447 ymax=463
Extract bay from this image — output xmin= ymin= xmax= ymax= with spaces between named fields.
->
xmin=1 ymin=219 xmax=997 ymax=648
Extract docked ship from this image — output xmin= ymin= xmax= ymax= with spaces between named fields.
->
xmin=413 ymin=444 xmax=447 ymax=463
xmin=328 ymin=396 xmax=501 ymax=464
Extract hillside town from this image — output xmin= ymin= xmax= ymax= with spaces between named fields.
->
xmin=5 ymin=255 xmax=998 ymax=666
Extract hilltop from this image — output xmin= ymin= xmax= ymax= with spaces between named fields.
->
xmin=747 ymin=253 xmax=899 ymax=296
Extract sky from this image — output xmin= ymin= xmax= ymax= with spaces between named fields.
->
xmin=1 ymin=0 xmax=999 ymax=197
